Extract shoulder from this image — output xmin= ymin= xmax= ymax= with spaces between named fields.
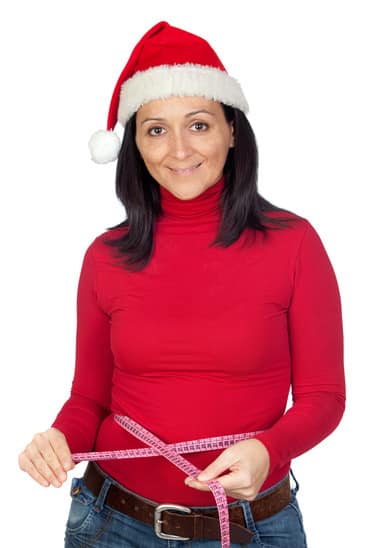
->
xmin=82 ymin=226 xmax=128 ymax=264
xmin=263 ymin=210 xmax=333 ymax=271
xmin=257 ymin=209 xmax=330 ymax=266
xmin=262 ymin=207 xmax=307 ymax=224
xmin=261 ymin=208 xmax=314 ymax=243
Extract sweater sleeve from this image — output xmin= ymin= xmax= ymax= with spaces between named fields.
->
xmin=51 ymin=241 xmax=114 ymax=453
xmin=255 ymin=221 xmax=346 ymax=474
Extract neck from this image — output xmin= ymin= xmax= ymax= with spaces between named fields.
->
xmin=158 ymin=177 xmax=224 ymax=223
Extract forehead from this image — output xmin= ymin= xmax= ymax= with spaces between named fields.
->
xmin=136 ymin=96 xmax=223 ymax=119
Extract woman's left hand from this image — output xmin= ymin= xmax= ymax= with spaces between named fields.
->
xmin=184 ymin=439 xmax=270 ymax=500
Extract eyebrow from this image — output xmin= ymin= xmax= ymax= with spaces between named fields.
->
xmin=140 ymin=109 xmax=215 ymax=125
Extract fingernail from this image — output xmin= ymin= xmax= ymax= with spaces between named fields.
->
xmin=185 ymin=477 xmax=194 ymax=486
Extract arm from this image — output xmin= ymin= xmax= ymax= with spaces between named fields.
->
xmin=186 ymin=221 xmax=345 ymax=498
xmin=51 ymin=240 xmax=115 ymax=453
xmin=254 ymin=220 xmax=345 ymax=473
xmin=19 ymin=239 xmax=114 ymax=487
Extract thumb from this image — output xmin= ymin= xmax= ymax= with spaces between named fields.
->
xmin=196 ymin=449 xmax=233 ymax=482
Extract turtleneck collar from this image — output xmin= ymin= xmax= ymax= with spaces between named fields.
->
xmin=158 ymin=177 xmax=224 ymax=221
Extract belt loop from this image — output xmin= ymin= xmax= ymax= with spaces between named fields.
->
xmin=239 ymin=500 xmax=257 ymax=534
xmin=94 ymin=476 xmax=112 ymax=513
xmin=289 ymin=468 xmax=300 ymax=495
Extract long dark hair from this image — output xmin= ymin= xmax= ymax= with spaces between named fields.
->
xmin=103 ymin=104 xmax=298 ymax=272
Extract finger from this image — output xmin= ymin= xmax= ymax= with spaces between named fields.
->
xmin=38 ymin=444 xmax=67 ymax=485
xmin=196 ymin=447 xmax=237 ymax=482
xmin=49 ymin=428 xmax=75 ymax=471
xmin=37 ymin=440 xmax=68 ymax=485
xmin=216 ymin=467 xmax=263 ymax=500
xmin=46 ymin=431 xmax=75 ymax=482
xmin=184 ymin=469 xmax=237 ymax=491
xmin=210 ymin=469 xmax=251 ymax=492
xmin=26 ymin=436 xmax=64 ymax=487
xmin=18 ymin=452 xmax=50 ymax=487
xmin=184 ymin=477 xmax=211 ymax=491
xmin=185 ymin=472 xmax=242 ymax=494
xmin=185 ymin=475 xmax=257 ymax=500
xmin=207 ymin=468 xmax=259 ymax=499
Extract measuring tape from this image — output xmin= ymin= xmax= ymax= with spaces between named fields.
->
xmin=72 ymin=415 xmax=264 ymax=548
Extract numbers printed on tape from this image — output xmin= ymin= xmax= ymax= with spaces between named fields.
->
xmin=72 ymin=415 xmax=264 ymax=548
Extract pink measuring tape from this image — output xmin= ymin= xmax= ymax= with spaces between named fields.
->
xmin=72 ymin=415 xmax=264 ymax=547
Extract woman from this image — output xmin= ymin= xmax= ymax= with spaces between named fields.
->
xmin=18 ymin=21 xmax=345 ymax=547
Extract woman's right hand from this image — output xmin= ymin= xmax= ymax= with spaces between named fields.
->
xmin=18 ymin=427 xmax=75 ymax=487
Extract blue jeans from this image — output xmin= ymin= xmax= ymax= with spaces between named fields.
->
xmin=64 ymin=468 xmax=307 ymax=547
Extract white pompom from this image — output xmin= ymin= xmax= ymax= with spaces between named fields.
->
xmin=88 ymin=130 xmax=121 ymax=164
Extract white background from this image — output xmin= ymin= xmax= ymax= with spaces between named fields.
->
xmin=1 ymin=1 xmax=363 ymax=546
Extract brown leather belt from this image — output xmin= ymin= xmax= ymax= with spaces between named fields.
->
xmin=82 ymin=461 xmax=291 ymax=543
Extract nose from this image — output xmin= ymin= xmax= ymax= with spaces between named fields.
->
xmin=168 ymin=130 xmax=193 ymax=160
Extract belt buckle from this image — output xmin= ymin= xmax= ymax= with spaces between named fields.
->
xmin=154 ymin=503 xmax=192 ymax=540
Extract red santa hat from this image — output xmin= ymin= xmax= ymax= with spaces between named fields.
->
xmin=88 ymin=21 xmax=249 ymax=164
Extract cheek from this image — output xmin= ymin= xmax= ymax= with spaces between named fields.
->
xmin=206 ymin=142 xmax=231 ymax=165
xmin=138 ymin=141 xmax=165 ymax=168
xmin=198 ymin=133 xmax=231 ymax=159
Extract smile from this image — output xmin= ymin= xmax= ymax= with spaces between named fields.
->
xmin=169 ymin=163 xmax=202 ymax=176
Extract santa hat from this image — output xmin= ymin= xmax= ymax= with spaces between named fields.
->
xmin=88 ymin=21 xmax=249 ymax=164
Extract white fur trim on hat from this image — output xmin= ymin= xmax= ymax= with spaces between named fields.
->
xmin=118 ymin=63 xmax=249 ymax=126
xmin=88 ymin=130 xmax=122 ymax=164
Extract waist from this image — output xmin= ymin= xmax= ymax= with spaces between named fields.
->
xmin=92 ymin=414 xmax=290 ymax=505
xmin=82 ymin=461 xmax=291 ymax=544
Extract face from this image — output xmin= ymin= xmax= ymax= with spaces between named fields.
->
xmin=135 ymin=96 xmax=234 ymax=200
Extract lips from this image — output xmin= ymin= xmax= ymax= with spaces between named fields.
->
xmin=169 ymin=162 xmax=202 ymax=175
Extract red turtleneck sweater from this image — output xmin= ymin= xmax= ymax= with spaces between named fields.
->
xmin=52 ymin=177 xmax=345 ymax=505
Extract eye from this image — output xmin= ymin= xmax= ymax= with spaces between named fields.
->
xmin=147 ymin=126 xmax=165 ymax=136
xmin=191 ymin=122 xmax=208 ymax=132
